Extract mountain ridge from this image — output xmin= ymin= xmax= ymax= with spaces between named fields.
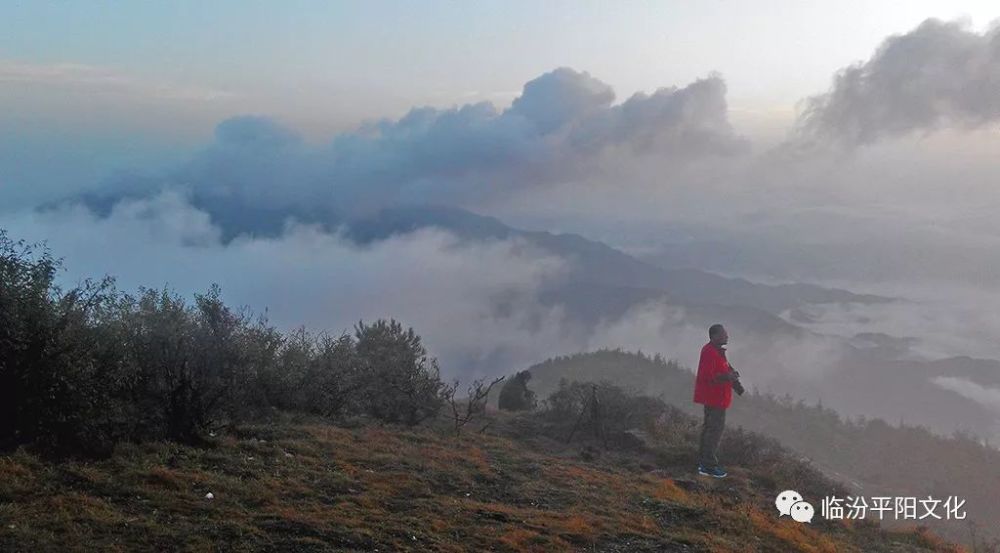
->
xmin=345 ymin=205 xmax=892 ymax=314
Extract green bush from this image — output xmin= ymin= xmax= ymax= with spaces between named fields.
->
xmin=0 ymin=229 xmax=449 ymax=456
xmin=543 ymin=379 xmax=673 ymax=448
xmin=0 ymin=233 xmax=128 ymax=455
xmin=117 ymin=285 xmax=273 ymax=442
xmin=304 ymin=332 xmax=362 ymax=417
xmin=355 ymin=318 xmax=447 ymax=425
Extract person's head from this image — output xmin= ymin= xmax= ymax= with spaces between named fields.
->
xmin=709 ymin=324 xmax=728 ymax=346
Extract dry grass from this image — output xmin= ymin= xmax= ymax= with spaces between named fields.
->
xmin=0 ymin=413 xmax=964 ymax=553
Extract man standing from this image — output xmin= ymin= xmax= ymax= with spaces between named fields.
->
xmin=693 ymin=324 xmax=742 ymax=478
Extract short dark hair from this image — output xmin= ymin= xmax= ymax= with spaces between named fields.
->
xmin=709 ymin=324 xmax=725 ymax=339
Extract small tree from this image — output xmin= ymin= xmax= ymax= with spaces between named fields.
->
xmin=355 ymin=319 xmax=447 ymax=425
xmin=124 ymin=285 xmax=263 ymax=443
xmin=0 ymin=230 xmax=137 ymax=455
xmin=263 ymin=326 xmax=314 ymax=411
xmin=303 ymin=332 xmax=361 ymax=417
xmin=445 ymin=376 xmax=505 ymax=436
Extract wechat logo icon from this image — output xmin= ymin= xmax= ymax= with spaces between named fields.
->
xmin=776 ymin=490 xmax=814 ymax=523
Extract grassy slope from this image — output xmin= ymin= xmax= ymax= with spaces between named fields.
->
xmin=0 ymin=412 xmax=959 ymax=553
xmin=520 ymin=350 xmax=1000 ymax=547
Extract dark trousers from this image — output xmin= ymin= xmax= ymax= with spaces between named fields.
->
xmin=698 ymin=405 xmax=726 ymax=469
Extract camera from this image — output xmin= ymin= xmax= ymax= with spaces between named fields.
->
xmin=730 ymin=366 xmax=745 ymax=396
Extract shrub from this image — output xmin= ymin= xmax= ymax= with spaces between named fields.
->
xmin=0 ymin=233 xmax=127 ymax=455
xmin=302 ymin=332 xmax=362 ymax=417
xmin=444 ymin=376 xmax=505 ymax=435
xmin=119 ymin=285 xmax=269 ymax=442
xmin=0 ymin=228 xmax=450 ymax=456
xmin=355 ymin=319 xmax=447 ymax=425
xmin=498 ymin=370 xmax=536 ymax=411
xmin=259 ymin=326 xmax=314 ymax=412
xmin=544 ymin=379 xmax=671 ymax=448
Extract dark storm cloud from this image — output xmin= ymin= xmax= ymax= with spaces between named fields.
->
xmin=796 ymin=19 xmax=1000 ymax=146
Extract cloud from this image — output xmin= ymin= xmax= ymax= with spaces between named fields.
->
xmin=0 ymin=59 xmax=234 ymax=102
xmin=794 ymin=19 xmax=1000 ymax=146
xmin=2 ymin=191 xmax=583 ymax=379
xmin=778 ymin=280 xmax=1000 ymax=363
xmin=507 ymin=68 xmax=616 ymax=135
xmin=72 ymin=67 xmax=746 ymax=237
xmin=570 ymin=72 xmax=745 ymax=156
xmin=582 ymin=299 xmax=847 ymax=393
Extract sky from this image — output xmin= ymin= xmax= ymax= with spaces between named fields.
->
xmin=0 ymin=0 xmax=996 ymax=211
xmin=4 ymin=0 xmax=1000 ymax=257
xmin=4 ymin=1 xmax=1000 ymax=160
xmin=5 ymin=1 xmax=1000 ymax=393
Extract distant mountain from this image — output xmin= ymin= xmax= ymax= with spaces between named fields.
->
xmin=536 ymin=281 xmax=804 ymax=337
xmin=345 ymin=205 xmax=891 ymax=315
xmin=925 ymin=355 xmax=1000 ymax=388
xmin=820 ymin=352 xmax=1000 ymax=438
xmin=67 ymin=194 xmax=891 ymax=316
xmin=651 ymin=267 xmax=889 ymax=313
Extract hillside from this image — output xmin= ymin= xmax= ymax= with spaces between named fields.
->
xmin=0 ymin=410 xmax=960 ymax=553
xmin=523 ymin=350 xmax=1000 ymax=546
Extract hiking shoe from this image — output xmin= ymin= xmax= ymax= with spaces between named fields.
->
xmin=697 ymin=465 xmax=727 ymax=478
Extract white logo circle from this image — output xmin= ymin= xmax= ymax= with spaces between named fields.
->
xmin=775 ymin=490 xmax=803 ymax=516
xmin=790 ymin=501 xmax=815 ymax=523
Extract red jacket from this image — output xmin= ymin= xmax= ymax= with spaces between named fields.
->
xmin=693 ymin=342 xmax=732 ymax=409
